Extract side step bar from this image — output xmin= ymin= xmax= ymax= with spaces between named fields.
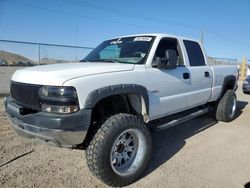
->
xmin=152 ymin=107 xmax=209 ymax=132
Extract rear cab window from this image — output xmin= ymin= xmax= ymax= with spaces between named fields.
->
xmin=183 ymin=40 xmax=206 ymax=66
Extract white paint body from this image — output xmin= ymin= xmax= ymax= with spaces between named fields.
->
xmin=11 ymin=34 xmax=239 ymax=121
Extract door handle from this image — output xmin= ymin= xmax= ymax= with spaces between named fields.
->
xmin=204 ymin=71 xmax=210 ymax=77
xmin=183 ymin=72 xmax=190 ymax=79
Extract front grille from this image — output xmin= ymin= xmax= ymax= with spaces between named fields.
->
xmin=10 ymin=81 xmax=42 ymax=110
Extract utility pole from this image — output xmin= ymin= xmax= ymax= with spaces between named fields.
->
xmin=201 ymin=29 xmax=204 ymax=46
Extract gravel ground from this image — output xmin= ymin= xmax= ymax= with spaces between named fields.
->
xmin=0 ymin=87 xmax=250 ymax=188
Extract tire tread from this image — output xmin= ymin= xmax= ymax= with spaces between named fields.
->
xmin=215 ymin=90 xmax=236 ymax=122
xmin=86 ymin=113 xmax=151 ymax=187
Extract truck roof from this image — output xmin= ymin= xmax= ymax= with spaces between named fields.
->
xmin=110 ymin=33 xmax=201 ymax=43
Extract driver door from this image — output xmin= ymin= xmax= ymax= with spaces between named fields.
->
xmin=146 ymin=38 xmax=191 ymax=119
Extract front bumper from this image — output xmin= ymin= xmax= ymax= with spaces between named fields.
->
xmin=5 ymin=97 xmax=92 ymax=148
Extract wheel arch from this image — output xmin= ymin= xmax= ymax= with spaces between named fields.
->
xmin=219 ymin=75 xmax=236 ymax=99
xmin=84 ymin=84 xmax=149 ymax=121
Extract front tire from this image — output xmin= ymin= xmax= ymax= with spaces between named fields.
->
xmin=86 ymin=113 xmax=152 ymax=187
xmin=215 ymin=90 xmax=237 ymax=122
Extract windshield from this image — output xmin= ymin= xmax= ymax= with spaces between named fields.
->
xmin=81 ymin=36 xmax=155 ymax=64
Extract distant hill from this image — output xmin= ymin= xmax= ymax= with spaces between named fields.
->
xmin=40 ymin=57 xmax=70 ymax=64
xmin=0 ymin=50 xmax=35 ymax=66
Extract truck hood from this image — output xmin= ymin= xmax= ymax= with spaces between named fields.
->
xmin=11 ymin=62 xmax=135 ymax=86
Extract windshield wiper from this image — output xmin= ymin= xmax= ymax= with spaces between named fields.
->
xmin=81 ymin=58 xmax=123 ymax=63
xmin=79 ymin=59 xmax=90 ymax=62
xmin=97 ymin=59 xmax=121 ymax=63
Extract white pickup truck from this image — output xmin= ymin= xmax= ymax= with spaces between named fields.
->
xmin=5 ymin=34 xmax=239 ymax=186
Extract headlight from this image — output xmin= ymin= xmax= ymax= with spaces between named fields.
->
xmin=40 ymin=86 xmax=77 ymax=100
xmin=39 ymin=86 xmax=79 ymax=114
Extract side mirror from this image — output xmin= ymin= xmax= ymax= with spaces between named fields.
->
xmin=152 ymin=49 xmax=177 ymax=69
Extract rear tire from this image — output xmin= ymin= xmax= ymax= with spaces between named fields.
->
xmin=86 ymin=113 xmax=152 ymax=187
xmin=215 ymin=90 xmax=237 ymax=122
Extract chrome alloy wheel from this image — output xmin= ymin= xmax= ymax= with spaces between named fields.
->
xmin=229 ymin=95 xmax=237 ymax=119
xmin=110 ymin=128 xmax=146 ymax=176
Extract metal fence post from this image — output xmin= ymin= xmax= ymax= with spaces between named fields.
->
xmin=37 ymin=44 xmax=40 ymax=66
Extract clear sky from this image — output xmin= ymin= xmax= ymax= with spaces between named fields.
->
xmin=0 ymin=0 xmax=249 ymax=61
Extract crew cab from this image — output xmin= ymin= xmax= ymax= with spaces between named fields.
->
xmin=5 ymin=34 xmax=239 ymax=186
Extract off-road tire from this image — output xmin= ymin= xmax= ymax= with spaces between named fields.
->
xmin=86 ymin=113 xmax=152 ymax=187
xmin=215 ymin=90 xmax=237 ymax=122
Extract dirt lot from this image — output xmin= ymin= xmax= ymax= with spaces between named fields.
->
xmin=0 ymin=87 xmax=250 ymax=188
xmin=0 ymin=67 xmax=22 ymax=94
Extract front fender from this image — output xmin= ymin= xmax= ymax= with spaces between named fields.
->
xmin=84 ymin=84 xmax=149 ymax=115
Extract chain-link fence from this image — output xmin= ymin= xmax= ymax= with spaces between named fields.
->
xmin=0 ymin=39 xmax=93 ymax=94
xmin=207 ymin=56 xmax=240 ymax=66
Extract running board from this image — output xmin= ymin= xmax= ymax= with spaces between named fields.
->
xmin=152 ymin=107 xmax=209 ymax=132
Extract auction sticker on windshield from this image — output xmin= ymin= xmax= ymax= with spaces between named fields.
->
xmin=133 ymin=37 xmax=152 ymax=42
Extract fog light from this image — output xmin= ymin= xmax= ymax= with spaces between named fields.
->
xmin=41 ymin=104 xmax=79 ymax=114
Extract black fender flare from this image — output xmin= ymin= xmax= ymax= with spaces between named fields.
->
xmin=84 ymin=84 xmax=149 ymax=114
xmin=219 ymin=75 xmax=236 ymax=99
